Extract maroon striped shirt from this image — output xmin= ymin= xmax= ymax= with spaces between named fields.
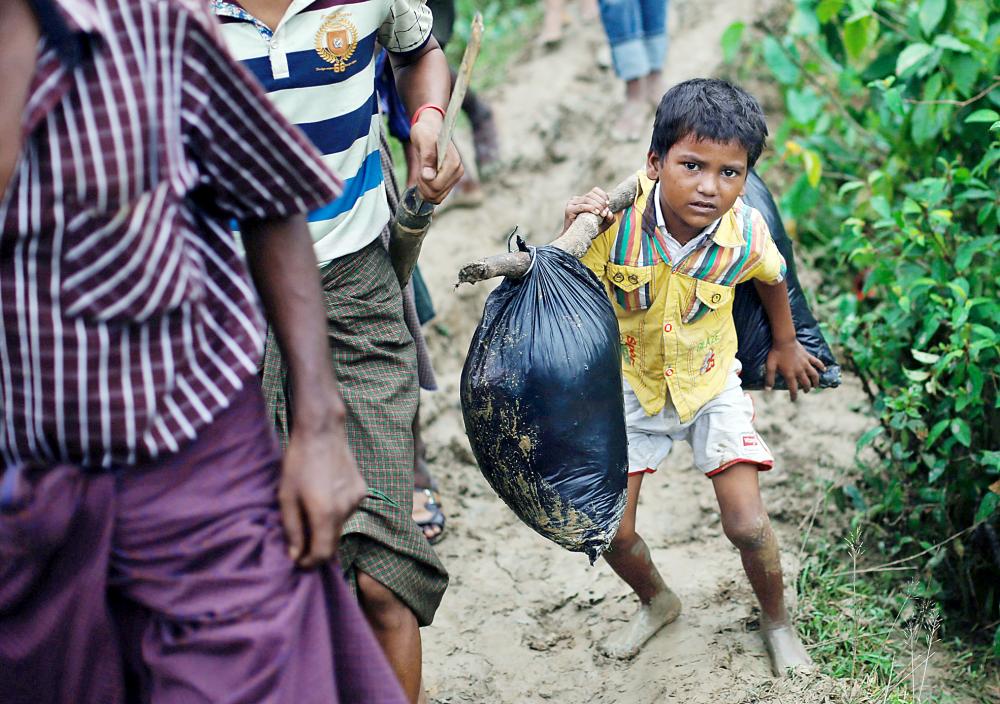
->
xmin=0 ymin=0 xmax=341 ymax=468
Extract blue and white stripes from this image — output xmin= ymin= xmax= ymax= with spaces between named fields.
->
xmin=215 ymin=0 xmax=433 ymax=263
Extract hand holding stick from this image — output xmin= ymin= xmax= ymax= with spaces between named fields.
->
xmin=389 ymin=13 xmax=484 ymax=286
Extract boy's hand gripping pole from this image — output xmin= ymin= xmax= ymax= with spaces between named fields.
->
xmin=388 ymin=13 xmax=484 ymax=287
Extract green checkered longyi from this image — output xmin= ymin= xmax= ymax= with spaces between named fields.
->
xmin=260 ymin=241 xmax=448 ymax=626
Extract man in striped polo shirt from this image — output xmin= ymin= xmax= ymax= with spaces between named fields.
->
xmin=213 ymin=2 xmax=462 ymax=701
xmin=0 ymin=0 xmax=409 ymax=702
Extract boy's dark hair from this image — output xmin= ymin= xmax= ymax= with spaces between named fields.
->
xmin=650 ymin=79 xmax=768 ymax=167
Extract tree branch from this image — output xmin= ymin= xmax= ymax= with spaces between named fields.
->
xmin=456 ymin=174 xmax=639 ymax=285
xmin=904 ymin=78 xmax=1000 ymax=107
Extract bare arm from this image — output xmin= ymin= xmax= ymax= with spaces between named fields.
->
xmin=389 ymin=38 xmax=463 ymax=203
xmin=753 ymin=279 xmax=825 ymax=401
xmin=241 ymin=214 xmax=366 ymax=568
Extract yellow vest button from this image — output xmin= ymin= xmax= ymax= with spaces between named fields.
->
xmin=664 ymin=368 xmax=674 ymax=377
xmin=628 ymin=274 xmax=639 ymax=284
xmin=711 ymin=293 xmax=722 ymax=303
xmin=613 ymin=273 xmax=625 ymax=283
xmin=663 ymin=323 xmax=673 ymax=333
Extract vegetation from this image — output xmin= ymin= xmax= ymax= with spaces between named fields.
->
xmin=446 ymin=0 xmax=543 ymax=89
xmin=723 ymin=0 xmax=1000 ymax=665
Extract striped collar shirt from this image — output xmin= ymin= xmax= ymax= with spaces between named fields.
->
xmin=213 ymin=0 xmax=434 ymax=264
xmin=1 ymin=0 xmax=340 ymax=470
xmin=651 ymin=181 xmax=721 ymax=263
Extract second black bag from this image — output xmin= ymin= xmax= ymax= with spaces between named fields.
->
xmin=460 ymin=245 xmax=628 ymax=563
xmin=734 ymin=170 xmax=842 ymax=389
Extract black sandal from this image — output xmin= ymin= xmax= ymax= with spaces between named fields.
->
xmin=414 ymin=488 xmax=446 ymax=545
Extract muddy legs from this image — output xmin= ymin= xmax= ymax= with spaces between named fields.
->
xmin=712 ymin=464 xmax=814 ymax=676
xmin=600 ymin=473 xmax=682 ymax=659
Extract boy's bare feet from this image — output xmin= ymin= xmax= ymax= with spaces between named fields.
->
xmin=761 ymin=619 xmax=815 ymax=677
xmin=599 ymin=588 xmax=681 ymax=659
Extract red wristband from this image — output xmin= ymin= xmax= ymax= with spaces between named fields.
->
xmin=410 ymin=103 xmax=446 ymax=127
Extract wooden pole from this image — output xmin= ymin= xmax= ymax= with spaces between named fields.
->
xmin=389 ymin=13 xmax=484 ymax=287
xmin=456 ymin=173 xmax=638 ymax=285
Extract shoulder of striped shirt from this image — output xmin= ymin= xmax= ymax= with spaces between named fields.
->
xmin=730 ymin=197 xmax=771 ymax=251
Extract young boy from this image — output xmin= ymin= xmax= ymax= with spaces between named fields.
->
xmin=564 ymin=78 xmax=824 ymax=675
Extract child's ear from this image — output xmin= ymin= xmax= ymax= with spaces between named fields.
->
xmin=645 ymin=151 xmax=661 ymax=180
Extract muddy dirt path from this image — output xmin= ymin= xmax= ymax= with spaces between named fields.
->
xmin=414 ymin=4 xmax=872 ymax=701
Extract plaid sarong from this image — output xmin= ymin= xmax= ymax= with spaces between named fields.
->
xmin=260 ymin=242 xmax=448 ymax=626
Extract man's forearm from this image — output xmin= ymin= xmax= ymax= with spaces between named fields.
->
xmin=753 ymin=279 xmax=797 ymax=345
xmin=241 ymin=214 xmax=344 ymax=430
xmin=389 ymin=37 xmax=452 ymax=117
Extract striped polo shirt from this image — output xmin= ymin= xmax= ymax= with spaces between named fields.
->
xmin=213 ymin=0 xmax=433 ymax=264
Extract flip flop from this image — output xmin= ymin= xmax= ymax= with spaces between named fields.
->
xmin=414 ymin=488 xmax=446 ymax=545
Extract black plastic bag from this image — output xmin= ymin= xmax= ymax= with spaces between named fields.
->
xmin=734 ymin=170 xmax=842 ymax=390
xmin=461 ymin=244 xmax=628 ymax=563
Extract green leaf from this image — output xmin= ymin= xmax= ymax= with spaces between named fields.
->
xmin=933 ymin=35 xmax=971 ymax=53
xmin=720 ymin=22 xmax=745 ymax=64
xmin=966 ymin=109 xmax=1000 ymax=123
xmin=856 ymin=425 xmax=883 ymax=451
xmin=762 ymin=36 xmax=800 ymax=85
xmin=816 ymin=0 xmax=845 ymax=23
xmin=843 ymin=484 xmax=867 ymax=510
xmin=911 ymin=349 xmax=941 ymax=364
xmin=896 ymin=43 xmax=935 ymax=77
xmin=869 ymin=195 xmax=891 ymax=220
xmin=843 ymin=14 xmax=876 ymax=61
xmin=928 ymin=462 xmax=947 ymax=483
xmin=951 ymin=419 xmax=972 ymax=447
xmin=954 ymin=240 xmax=981 ymax=269
xmin=968 ymin=365 xmax=985 ymax=397
xmin=838 ymin=180 xmax=865 ymax=199
xmin=802 ymin=148 xmax=823 ymax=187
xmin=903 ymin=368 xmax=931 ymax=382
xmin=790 ymin=8 xmax=820 ymax=37
xmin=926 ymin=419 xmax=950 ymax=446
xmin=787 ymin=87 xmax=825 ymax=123
xmin=975 ymin=492 xmax=1000 ymax=523
xmin=882 ymin=87 xmax=904 ymax=117
xmin=919 ymin=0 xmax=947 ymax=35
xmin=911 ymin=102 xmax=939 ymax=145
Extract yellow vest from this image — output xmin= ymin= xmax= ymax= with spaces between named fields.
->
xmin=581 ymin=172 xmax=786 ymax=422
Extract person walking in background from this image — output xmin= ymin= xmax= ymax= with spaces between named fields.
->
xmin=213 ymin=1 xmax=462 ymax=701
xmin=0 ymin=0 xmax=405 ymax=702
xmin=596 ymin=0 xmax=669 ymax=140
xmin=540 ymin=0 xmax=600 ymax=47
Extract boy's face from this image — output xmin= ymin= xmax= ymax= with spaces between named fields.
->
xmin=647 ymin=133 xmax=749 ymax=241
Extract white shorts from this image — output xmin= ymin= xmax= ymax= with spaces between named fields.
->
xmin=624 ymin=363 xmax=774 ymax=477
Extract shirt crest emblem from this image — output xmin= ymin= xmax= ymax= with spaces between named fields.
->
xmin=315 ymin=11 xmax=359 ymax=72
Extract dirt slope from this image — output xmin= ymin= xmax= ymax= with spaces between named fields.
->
xmin=414 ymin=4 xmax=873 ymax=701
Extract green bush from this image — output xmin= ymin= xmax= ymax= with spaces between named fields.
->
xmin=725 ymin=0 xmax=1000 ymax=646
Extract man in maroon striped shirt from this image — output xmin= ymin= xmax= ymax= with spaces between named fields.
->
xmin=0 ymin=1 xmax=406 ymax=702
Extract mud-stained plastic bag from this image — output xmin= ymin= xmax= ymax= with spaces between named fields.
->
xmin=734 ymin=170 xmax=842 ymax=390
xmin=461 ymin=244 xmax=628 ymax=563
